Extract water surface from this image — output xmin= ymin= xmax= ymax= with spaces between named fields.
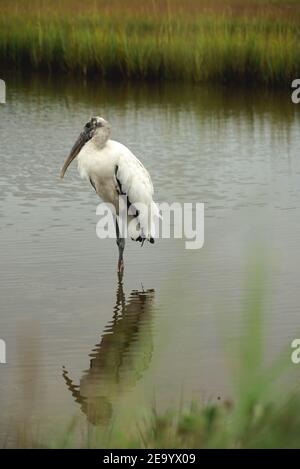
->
xmin=0 ymin=78 xmax=300 ymax=445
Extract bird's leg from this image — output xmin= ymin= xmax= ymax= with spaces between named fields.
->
xmin=117 ymin=238 xmax=125 ymax=274
xmin=115 ymin=219 xmax=125 ymax=274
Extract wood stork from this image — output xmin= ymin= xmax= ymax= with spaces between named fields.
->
xmin=60 ymin=116 xmax=160 ymax=273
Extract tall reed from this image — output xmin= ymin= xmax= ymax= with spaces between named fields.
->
xmin=0 ymin=1 xmax=299 ymax=85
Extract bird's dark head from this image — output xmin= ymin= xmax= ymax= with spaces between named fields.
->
xmin=84 ymin=116 xmax=110 ymax=135
xmin=60 ymin=116 xmax=111 ymax=179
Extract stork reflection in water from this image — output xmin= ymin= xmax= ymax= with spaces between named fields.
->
xmin=62 ymin=275 xmax=155 ymax=426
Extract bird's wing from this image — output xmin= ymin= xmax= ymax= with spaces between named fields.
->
xmin=115 ymin=151 xmax=159 ymax=241
xmin=116 ymin=153 xmax=153 ymax=200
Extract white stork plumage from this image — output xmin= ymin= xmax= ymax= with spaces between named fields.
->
xmin=60 ymin=116 xmax=160 ymax=273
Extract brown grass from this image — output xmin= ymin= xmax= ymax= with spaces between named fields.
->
xmin=1 ymin=0 xmax=300 ymax=20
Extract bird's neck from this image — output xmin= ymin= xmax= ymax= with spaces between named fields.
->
xmin=91 ymin=130 xmax=110 ymax=150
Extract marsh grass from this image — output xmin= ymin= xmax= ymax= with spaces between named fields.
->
xmin=0 ymin=0 xmax=300 ymax=85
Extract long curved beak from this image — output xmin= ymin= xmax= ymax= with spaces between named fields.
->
xmin=60 ymin=131 xmax=88 ymax=179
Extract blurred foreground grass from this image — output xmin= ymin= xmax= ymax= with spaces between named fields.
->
xmin=0 ymin=0 xmax=300 ymax=85
xmin=10 ymin=262 xmax=300 ymax=449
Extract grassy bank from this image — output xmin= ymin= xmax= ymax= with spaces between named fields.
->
xmin=0 ymin=0 xmax=300 ymax=85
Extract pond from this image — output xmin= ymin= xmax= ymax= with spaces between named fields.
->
xmin=0 ymin=77 xmax=300 ymax=445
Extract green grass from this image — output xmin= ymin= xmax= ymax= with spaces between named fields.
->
xmin=0 ymin=0 xmax=300 ymax=85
